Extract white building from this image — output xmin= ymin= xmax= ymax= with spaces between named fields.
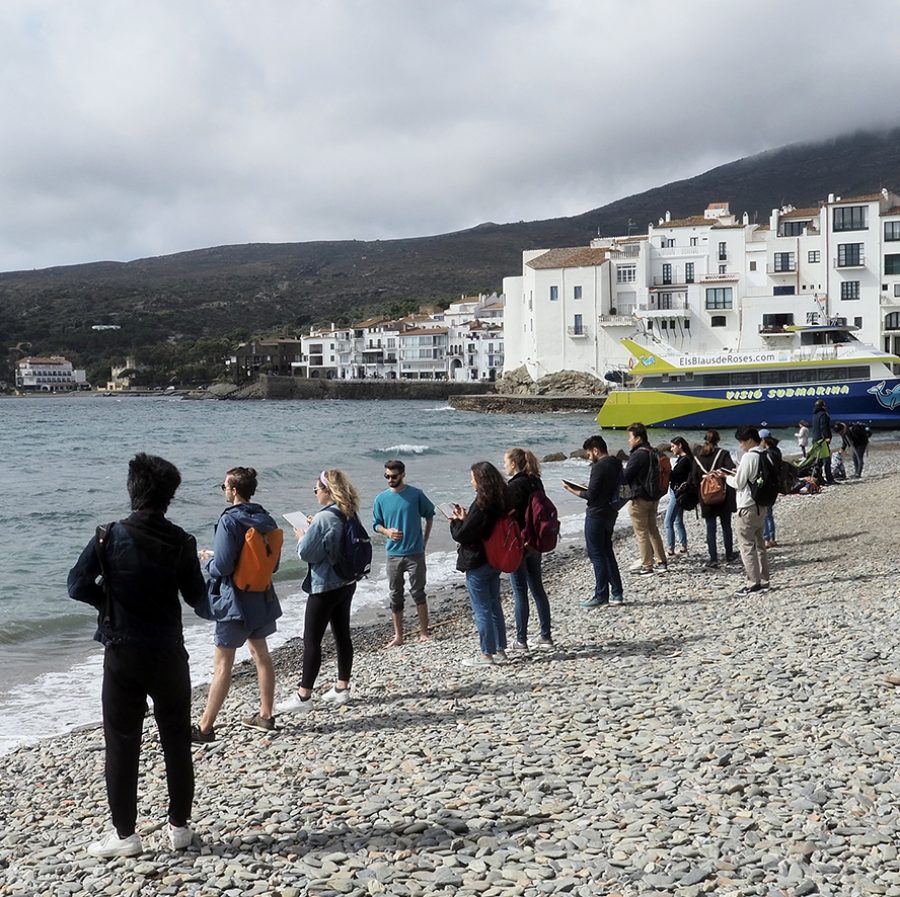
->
xmin=503 ymin=190 xmax=900 ymax=381
xmin=448 ymin=320 xmax=504 ymax=382
xmin=16 ymin=356 xmax=86 ymax=391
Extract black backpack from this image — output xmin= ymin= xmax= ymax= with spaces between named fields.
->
xmin=749 ymin=449 xmax=780 ymax=508
xmin=325 ymin=507 xmax=372 ymax=582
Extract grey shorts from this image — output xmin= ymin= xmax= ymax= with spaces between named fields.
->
xmin=386 ymin=553 xmax=427 ymax=611
xmin=214 ymin=618 xmax=277 ymax=649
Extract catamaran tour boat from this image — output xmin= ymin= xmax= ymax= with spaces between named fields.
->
xmin=597 ymin=323 xmax=900 ymax=429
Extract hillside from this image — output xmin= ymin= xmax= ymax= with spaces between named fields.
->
xmin=3 ymin=126 xmax=900 ymax=381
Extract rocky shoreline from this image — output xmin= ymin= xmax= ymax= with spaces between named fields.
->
xmin=2 ymin=452 xmax=900 ymax=896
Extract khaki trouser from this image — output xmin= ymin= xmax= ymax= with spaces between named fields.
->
xmin=629 ymin=498 xmax=666 ymax=568
xmin=736 ymin=505 xmax=770 ymax=585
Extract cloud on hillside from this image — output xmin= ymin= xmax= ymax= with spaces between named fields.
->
xmin=1 ymin=0 xmax=899 ymax=270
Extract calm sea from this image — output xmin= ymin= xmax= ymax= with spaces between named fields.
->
xmin=1 ymin=396 xmax=626 ymax=755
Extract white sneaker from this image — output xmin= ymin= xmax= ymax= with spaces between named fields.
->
xmin=87 ymin=830 xmax=142 ymax=858
xmin=169 ymin=824 xmax=192 ymax=850
xmin=275 ymin=692 xmax=313 ymax=714
xmin=321 ymin=686 xmax=351 ymax=706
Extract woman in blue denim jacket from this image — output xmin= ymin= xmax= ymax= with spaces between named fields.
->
xmin=277 ymin=469 xmax=360 ymax=715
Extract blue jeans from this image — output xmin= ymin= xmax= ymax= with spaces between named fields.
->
xmin=663 ymin=487 xmax=687 ymax=551
xmin=705 ymin=512 xmax=733 ymax=562
xmin=465 ymin=563 xmax=507 ymax=656
xmin=509 ymin=549 xmax=551 ymax=643
xmin=763 ymin=506 xmax=775 ymax=542
xmin=585 ymin=512 xmax=622 ymax=603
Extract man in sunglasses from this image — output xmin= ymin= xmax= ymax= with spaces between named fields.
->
xmin=372 ymin=459 xmax=436 ymax=647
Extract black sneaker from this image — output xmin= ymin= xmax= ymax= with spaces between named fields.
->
xmin=241 ymin=714 xmax=275 ymax=733
xmin=190 ymin=724 xmax=215 ymax=744
xmin=734 ymin=584 xmax=762 ymax=597
xmin=703 ymin=560 xmax=719 ymax=569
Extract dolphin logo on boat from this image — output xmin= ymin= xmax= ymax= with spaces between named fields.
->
xmin=867 ymin=380 xmax=900 ymax=410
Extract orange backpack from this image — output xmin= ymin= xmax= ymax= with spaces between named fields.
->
xmin=232 ymin=527 xmax=284 ymax=592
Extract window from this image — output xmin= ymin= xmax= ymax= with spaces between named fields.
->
xmin=886 ymin=312 xmax=900 ymax=330
xmin=841 ymin=281 xmax=860 ymax=300
xmin=773 ymin=286 xmax=796 ymax=295
xmin=573 ymin=285 xmax=582 ymax=300
xmin=774 ymin=252 xmax=796 ymax=272
xmin=854 ymin=316 xmax=863 ymax=329
xmin=573 ymin=314 xmax=583 ymax=334
xmin=808 ymin=250 xmax=821 ymax=263
xmin=662 ymin=263 xmax=672 ymax=285
xmin=617 ymin=266 xmax=636 ymax=284
xmin=780 ymin=221 xmax=804 ymax=237
xmin=885 ymin=221 xmax=900 ymax=241
xmin=659 ymin=293 xmax=672 ymax=310
xmin=549 ymin=285 xmax=559 ymax=301
xmin=885 ymin=255 xmax=900 ymax=275
xmin=690 ymin=237 xmax=698 ymax=247
xmin=833 ymin=205 xmax=868 ymax=231
xmin=763 ymin=313 xmax=794 ymax=327
xmin=837 ymin=243 xmax=864 ymax=267
xmin=718 ymin=264 xmax=727 ymax=274
xmin=749 ymin=260 xmax=757 ymax=271
xmin=662 ymin=238 xmax=675 ymax=248
xmin=705 ymin=287 xmax=733 ymax=309
xmin=711 ymin=315 xmax=727 ymax=327
xmin=895 ymin=284 xmax=900 ymax=297
xmin=685 ymin=262 xmax=694 ymax=283
xmin=718 ymin=242 xmax=727 ymax=261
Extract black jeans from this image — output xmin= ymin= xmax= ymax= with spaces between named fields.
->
xmin=102 ymin=642 xmax=194 ymax=837
xmin=585 ymin=511 xmax=622 ymax=602
xmin=301 ymin=583 xmax=356 ymax=689
xmin=705 ymin=511 xmax=734 ymax=562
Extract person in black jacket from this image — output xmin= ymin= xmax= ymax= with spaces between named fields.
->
xmin=449 ymin=461 xmax=509 ymax=666
xmin=68 ymin=453 xmax=206 ymax=859
xmin=811 ymin=399 xmax=835 ymax=485
xmin=847 ymin=422 xmax=870 ymax=478
xmin=563 ymin=435 xmax=624 ymax=607
xmin=504 ymin=447 xmax=552 ymax=650
xmin=691 ymin=429 xmax=737 ymax=569
xmin=623 ymin=422 xmax=667 ymax=575
xmin=664 ymin=437 xmax=693 ymax=557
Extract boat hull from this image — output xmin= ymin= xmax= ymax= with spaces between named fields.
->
xmin=597 ymin=379 xmax=900 ymax=429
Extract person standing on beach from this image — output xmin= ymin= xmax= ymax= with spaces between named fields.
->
xmin=726 ymin=426 xmax=771 ymax=596
xmin=664 ymin=436 xmax=693 ymax=557
xmin=811 ymin=399 xmax=835 ymax=485
xmin=372 ymin=459 xmax=435 ymax=647
xmin=277 ymin=469 xmax=360 ymax=714
xmin=847 ymin=422 xmax=870 ymax=478
xmin=795 ymin=420 xmax=810 ymax=458
xmin=758 ymin=430 xmax=780 ymax=549
xmin=449 ymin=461 xmax=509 ymax=666
xmin=623 ymin=422 xmax=667 ymax=575
xmin=563 ymin=435 xmax=624 ymax=607
xmin=504 ymin=447 xmax=553 ymax=649
xmin=192 ymin=467 xmax=282 ymax=743
xmin=67 ymin=453 xmax=206 ymax=858
xmin=692 ymin=429 xmax=737 ymax=569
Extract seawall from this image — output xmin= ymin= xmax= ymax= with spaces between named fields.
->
xmin=237 ymin=375 xmax=496 ymax=401
xmin=448 ymin=394 xmax=604 ymax=414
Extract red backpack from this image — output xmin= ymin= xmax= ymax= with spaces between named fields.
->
xmin=483 ymin=511 xmax=525 ymax=573
xmin=523 ymin=485 xmax=560 ymax=553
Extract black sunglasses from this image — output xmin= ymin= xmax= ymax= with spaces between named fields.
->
xmin=219 ymin=483 xmax=228 ymax=491
xmin=384 ymin=473 xmax=401 ymax=480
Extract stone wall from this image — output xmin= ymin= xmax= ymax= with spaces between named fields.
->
xmin=242 ymin=376 xmax=496 ymax=401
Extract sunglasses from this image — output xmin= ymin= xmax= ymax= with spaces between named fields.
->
xmin=219 ymin=483 xmax=228 ymax=491
xmin=384 ymin=473 xmax=401 ymax=480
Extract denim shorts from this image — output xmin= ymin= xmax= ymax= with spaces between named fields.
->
xmin=214 ymin=618 xmax=277 ymax=649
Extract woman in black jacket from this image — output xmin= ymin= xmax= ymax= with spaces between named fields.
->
xmin=691 ymin=429 xmax=737 ymax=569
xmin=504 ymin=447 xmax=552 ymax=650
xmin=664 ymin=437 xmax=693 ymax=556
xmin=449 ymin=461 xmax=509 ymax=667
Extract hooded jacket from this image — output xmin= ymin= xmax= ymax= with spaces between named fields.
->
xmin=200 ymin=502 xmax=283 ymax=626
xmin=67 ymin=511 xmax=206 ymax=647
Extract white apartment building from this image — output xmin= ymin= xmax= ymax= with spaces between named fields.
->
xmin=448 ymin=320 xmax=504 ymax=382
xmin=503 ymin=189 xmax=900 ymax=380
xmin=16 ymin=356 xmax=87 ymax=391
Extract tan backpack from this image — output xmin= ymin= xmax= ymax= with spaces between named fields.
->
xmin=695 ymin=450 xmax=727 ymax=506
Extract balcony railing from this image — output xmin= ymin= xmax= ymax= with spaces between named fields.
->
xmin=651 ymin=277 xmax=691 ymax=288
xmin=567 ymin=325 xmax=589 ymax=337
xmin=656 ymin=245 xmax=704 ymax=257
xmin=834 ymin=255 xmax=866 ymax=268
xmin=758 ymin=325 xmax=794 ymax=336
xmin=767 ymin=263 xmax=797 ymax=274
xmin=700 ymin=272 xmax=739 ymax=283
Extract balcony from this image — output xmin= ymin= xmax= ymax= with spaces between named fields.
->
xmin=635 ymin=304 xmax=691 ymax=318
xmin=700 ymin=272 xmax=739 ymax=283
xmin=650 ymin=277 xmax=691 ymax=289
xmin=567 ymin=325 xmax=589 ymax=338
xmin=834 ymin=255 xmax=866 ymax=269
xmin=656 ymin=245 xmax=704 ymax=257
xmin=758 ymin=325 xmax=794 ymax=336
xmin=767 ymin=263 xmax=797 ymax=274
xmin=598 ymin=314 xmax=636 ymax=326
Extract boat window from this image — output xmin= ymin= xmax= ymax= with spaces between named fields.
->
xmin=762 ymin=371 xmax=790 ymax=384
xmin=818 ymin=367 xmax=847 ymax=381
xmin=703 ymin=374 xmax=731 ymax=387
xmin=827 ymin=331 xmax=853 ymax=344
xmin=788 ymin=369 xmax=809 ymax=382
xmin=730 ymin=372 xmax=759 ymax=385
xmin=800 ymin=332 xmax=827 ymax=345
xmin=847 ymin=366 xmax=869 ymax=380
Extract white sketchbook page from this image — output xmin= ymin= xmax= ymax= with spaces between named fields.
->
xmin=562 ymin=479 xmax=587 ymax=492
xmin=283 ymin=511 xmax=312 ymax=534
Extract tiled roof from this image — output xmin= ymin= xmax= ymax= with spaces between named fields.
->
xmin=526 ymin=247 xmax=608 ymax=269
xmin=21 ymin=356 xmax=69 ymax=364
xmin=882 ymin=207 xmax=900 ymax=217
xmin=402 ymin=327 xmax=448 ymax=336
xmin=654 ymin=216 xmax=714 ymax=229
xmin=707 ymin=202 xmax=729 ymax=209
xmin=828 ymin=193 xmax=882 ymax=204
xmin=780 ymin=207 xmax=820 ymax=219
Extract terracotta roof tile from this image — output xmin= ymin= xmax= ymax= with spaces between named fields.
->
xmin=780 ymin=207 xmax=820 ymax=219
xmin=654 ymin=216 xmax=714 ymax=229
xmin=828 ymin=193 xmax=882 ymax=204
xmin=526 ymin=247 xmax=608 ymax=269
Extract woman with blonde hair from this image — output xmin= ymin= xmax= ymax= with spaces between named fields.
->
xmin=277 ymin=469 xmax=361 ymax=715
xmin=503 ymin=447 xmax=553 ymax=650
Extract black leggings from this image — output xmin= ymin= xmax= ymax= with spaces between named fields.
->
xmin=102 ymin=642 xmax=194 ymax=836
xmin=301 ymin=583 xmax=356 ymax=689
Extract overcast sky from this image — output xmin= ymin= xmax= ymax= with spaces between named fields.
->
xmin=1 ymin=0 xmax=899 ymax=272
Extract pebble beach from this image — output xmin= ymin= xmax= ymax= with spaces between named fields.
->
xmin=2 ymin=447 xmax=900 ymax=897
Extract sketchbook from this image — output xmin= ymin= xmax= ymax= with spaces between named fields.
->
xmin=283 ymin=511 xmax=312 ymax=534
xmin=562 ymin=479 xmax=588 ymax=492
